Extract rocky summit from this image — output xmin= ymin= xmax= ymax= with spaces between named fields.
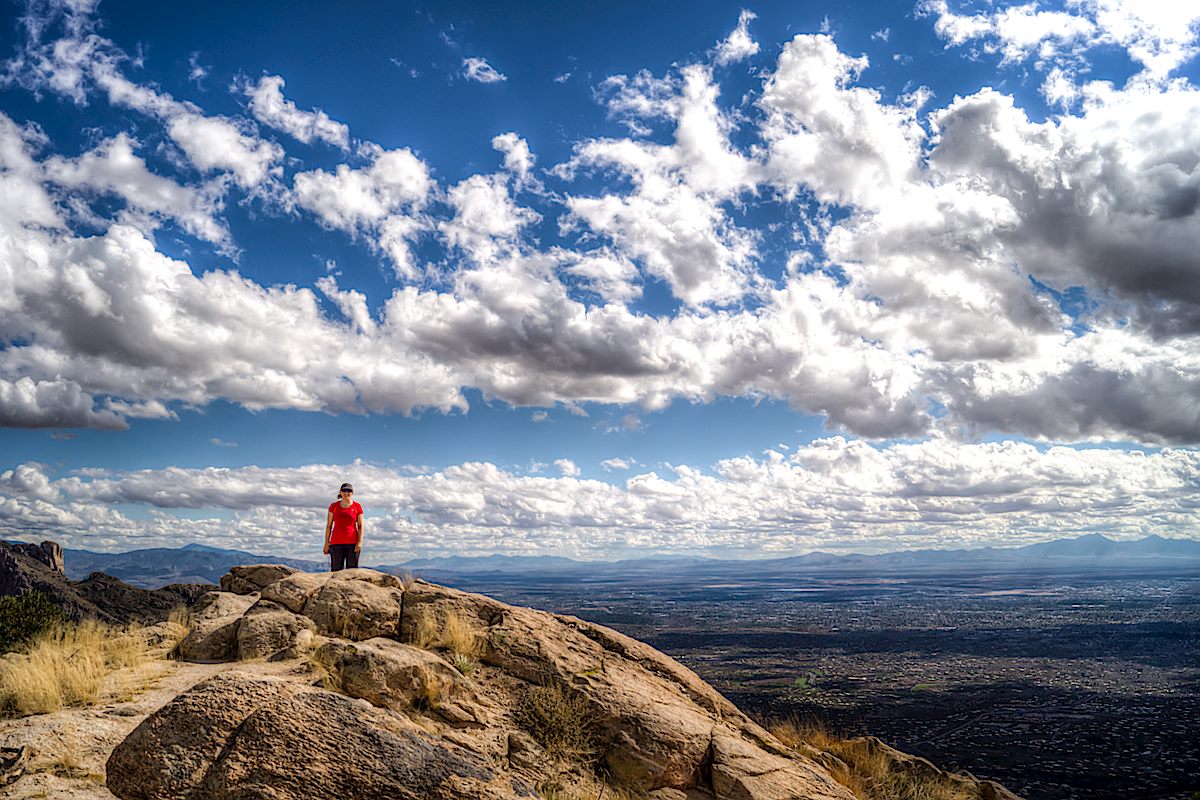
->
xmin=102 ymin=565 xmax=1020 ymax=800
xmin=0 ymin=540 xmax=207 ymax=624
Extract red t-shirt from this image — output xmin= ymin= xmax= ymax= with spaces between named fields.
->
xmin=327 ymin=501 xmax=363 ymax=545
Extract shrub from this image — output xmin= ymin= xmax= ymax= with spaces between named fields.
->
xmin=412 ymin=666 xmax=450 ymax=712
xmin=306 ymin=650 xmax=342 ymax=693
xmin=0 ymin=620 xmax=153 ymax=716
xmin=412 ymin=605 xmax=483 ymax=658
xmin=769 ymin=716 xmax=976 ymax=800
xmin=516 ymin=682 xmax=601 ymax=765
xmin=0 ymin=592 xmax=65 ymax=653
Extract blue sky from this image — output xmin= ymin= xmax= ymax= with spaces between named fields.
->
xmin=1 ymin=0 xmax=1199 ymax=561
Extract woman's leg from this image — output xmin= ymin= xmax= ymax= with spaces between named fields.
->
xmin=330 ymin=544 xmax=347 ymax=571
xmin=346 ymin=547 xmax=360 ymax=569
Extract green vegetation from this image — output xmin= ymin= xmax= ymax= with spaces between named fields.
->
xmin=0 ymin=591 xmax=65 ymax=653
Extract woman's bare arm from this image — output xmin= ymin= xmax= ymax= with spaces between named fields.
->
xmin=323 ymin=510 xmax=334 ymax=553
xmin=355 ymin=510 xmax=365 ymax=552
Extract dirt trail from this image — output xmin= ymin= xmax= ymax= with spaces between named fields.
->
xmin=0 ymin=658 xmax=302 ymax=799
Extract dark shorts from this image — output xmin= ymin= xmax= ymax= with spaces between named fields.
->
xmin=329 ymin=543 xmax=360 ymax=571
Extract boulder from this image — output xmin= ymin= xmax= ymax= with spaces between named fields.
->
xmin=177 ymin=591 xmax=258 ymax=662
xmin=302 ymin=577 xmax=403 ymax=640
xmin=236 ymin=599 xmax=317 ymax=661
xmin=314 ymin=637 xmax=491 ymax=726
xmin=329 ymin=567 xmax=406 ymax=590
xmin=260 ymin=571 xmax=331 ymax=613
xmin=106 ymin=568 xmax=1024 ymax=800
xmin=220 ymin=564 xmax=298 ymax=595
xmin=710 ymin=732 xmax=856 ymax=800
xmin=106 ymin=671 xmax=532 ymax=800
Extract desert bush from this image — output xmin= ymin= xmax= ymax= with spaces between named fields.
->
xmin=769 ymin=716 xmax=975 ymax=800
xmin=0 ymin=592 xmax=65 ymax=653
xmin=516 ymin=682 xmax=601 ymax=765
xmin=0 ymin=620 xmax=153 ymax=716
xmin=412 ymin=605 xmax=483 ymax=658
xmin=451 ymin=653 xmax=477 ymax=675
xmin=162 ymin=605 xmax=192 ymax=654
xmin=412 ymin=666 xmax=450 ymax=712
xmin=306 ymin=650 xmax=342 ymax=693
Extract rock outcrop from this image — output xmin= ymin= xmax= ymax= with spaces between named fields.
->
xmin=107 ymin=565 xmax=1020 ymax=800
xmin=0 ymin=540 xmax=206 ymax=624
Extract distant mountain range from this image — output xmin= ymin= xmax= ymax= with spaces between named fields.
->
xmin=63 ymin=543 xmax=324 ymax=587
xmin=41 ymin=533 xmax=1200 ymax=588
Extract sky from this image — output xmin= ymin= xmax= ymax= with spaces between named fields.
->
xmin=1 ymin=0 xmax=1199 ymax=562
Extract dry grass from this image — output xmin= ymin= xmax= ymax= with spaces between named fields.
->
xmin=160 ymin=606 xmax=192 ymax=655
xmin=0 ymin=620 xmax=154 ymax=716
xmin=39 ymin=733 xmax=103 ymax=783
xmin=306 ymin=650 xmax=342 ymax=693
xmin=516 ymin=682 xmax=601 ymax=766
xmin=769 ymin=717 xmax=976 ymax=800
xmin=412 ymin=605 xmax=484 ymax=658
xmin=537 ymin=777 xmax=644 ymax=800
xmin=396 ymin=571 xmax=417 ymax=590
xmin=412 ymin=666 xmax=451 ymax=712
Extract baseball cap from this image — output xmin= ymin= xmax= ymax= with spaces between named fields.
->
xmin=339 ymin=483 xmax=354 ymax=493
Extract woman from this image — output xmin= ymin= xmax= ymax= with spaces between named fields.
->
xmin=324 ymin=482 xmax=365 ymax=571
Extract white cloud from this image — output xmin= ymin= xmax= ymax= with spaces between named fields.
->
xmin=187 ymin=52 xmax=209 ymax=88
xmin=554 ymin=458 xmax=581 ymax=477
xmin=3 ymin=10 xmax=284 ymax=193
xmin=3 ymin=9 xmax=1200 ymax=450
xmin=491 ymin=131 xmax=535 ymax=183
xmin=601 ymin=457 xmax=634 ymax=471
xmin=43 ymin=133 xmax=231 ymax=248
xmin=242 ymin=74 xmax=350 ymax=150
xmin=563 ymin=65 xmax=760 ymax=307
xmin=713 ymin=9 xmax=760 ymax=66
xmin=4 ymin=440 xmax=1197 ymax=559
xmin=1040 ymin=66 xmax=1079 ymax=108
xmin=462 ymin=57 xmax=506 ymax=84
xmin=164 ymin=113 xmax=282 ymax=191
xmin=922 ymin=0 xmax=1200 ymax=83
xmin=439 ymin=173 xmax=541 ymax=264
xmin=758 ymin=34 xmax=926 ymax=208
xmin=293 ymin=145 xmax=432 ymax=278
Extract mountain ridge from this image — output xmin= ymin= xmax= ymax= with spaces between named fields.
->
xmin=35 ymin=533 xmax=1200 ymax=589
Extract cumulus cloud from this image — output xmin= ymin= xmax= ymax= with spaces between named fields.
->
xmin=713 ymin=9 xmax=759 ymax=66
xmin=462 ymin=57 xmax=506 ymax=84
xmin=554 ymin=458 xmax=581 ymax=477
xmin=492 ymin=132 xmax=533 ymax=179
xmin=921 ymin=0 xmax=1200 ymax=83
xmin=3 ymin=5 xmax=284 ymax=193
xmin=3 ymin=440 xmax=1197 ymax=559
xmin=43 ymin=132 xmax=231 ymax=249
xmin=242 ymin=74 xmax=350 ymax=150
xmin=2 ymin=4 xmax=1200 ymax=449
xmin=563 ymin=64 xmax=760 ymax=306
xmin=293 ymin=145 xmax=432 ymax=278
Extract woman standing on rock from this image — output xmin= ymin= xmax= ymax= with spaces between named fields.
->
xmin=324 ymin=482 xmax=365 ymax=571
